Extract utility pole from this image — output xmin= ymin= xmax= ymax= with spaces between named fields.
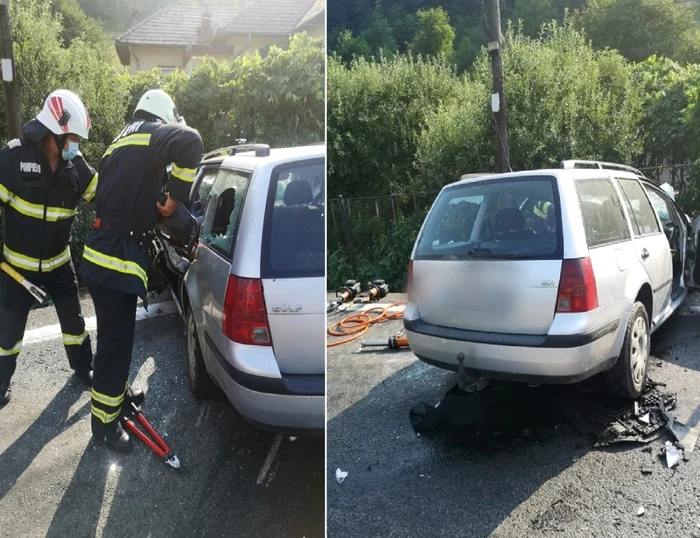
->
xmin=486 ymin=0 xmax=509 ymax=173
xmin=0 ymin=0 xmax=21 ymax=139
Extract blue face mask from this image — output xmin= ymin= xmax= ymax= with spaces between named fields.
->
xmin=62 ymin=141 xmax=79 ymax=161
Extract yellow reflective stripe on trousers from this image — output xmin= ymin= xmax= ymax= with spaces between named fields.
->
xmin=62 ymin=331 xmax=89 ymax=346
xmin=3 ymin=244 xmax=71 ymax=272
xmin=91 ymin=404 xmax=121 ymax=424
xmin=0 ymin=183 xmax=11 ymax=203
xmin=82 ymin=173 xmax=98 ymax=202
xmin=103 ymin=133 xmax=151 ymax=157
xmin=171 ymin=165 xmax=196 ymax=183
xmin=82 ymin=246 xmax=148 ymax=288
xmin=91 ymin=387 xmax=124 ymax=407
xmin=0 ymin=340 xmax=22 ymax=356
xmin=8 ymin=194 xmax=77 ymax=222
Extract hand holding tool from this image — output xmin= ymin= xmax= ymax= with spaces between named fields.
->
xmin=0 ymin=262 xmax=48 ymax=304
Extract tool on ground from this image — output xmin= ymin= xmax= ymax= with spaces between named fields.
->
xmin=355 ymin=280 xmax=389 ymax=303
xmin=121 ymin=401 xmax=181 ymax=469
xmin=362 ymin=334 xmax=410 ymax=350
xmin=0 ymin=262 xmax=48 ymax=304
xmin=327 ymin=301 xmax=405 ymax=348
xmin=327 ymin=279 xmax=361 ymax=313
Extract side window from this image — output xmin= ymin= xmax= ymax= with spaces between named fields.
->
xmin=261 ymin=159 xmax=325 ymax=278
xmin=190 ymin=167 xmax=219 ymax=217
xmin=645 ymin=187 xmax=673 ymax=226
xmin=618 ymin=179 xmax=661 ymax=236
xmin=575 ymin=178 xmax=630 ymax=248
xmin=200 ymin=168 xmax=251 ymax=258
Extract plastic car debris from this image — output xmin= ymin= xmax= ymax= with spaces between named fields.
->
xmin=638 ymin=506 xmax=645 ymax=516
xmin=669 ymin=420 xmax=699 ymax=453
xmin=641 ymin=465 xmax=654 ymax=475
xmin=665 ymin=442 xmax=682 ymax=468
xmin=335 ymin=468 xmax=348 ymax=484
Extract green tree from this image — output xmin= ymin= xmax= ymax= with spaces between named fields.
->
xmin=328 ymin=55 xmax=461 ymax=198
xmin=472 ymin=21 xmax=642 ymax=171
xmin=455 ymin=34 xmax=479 ymax=72
xmin=51 ymin=0 xmax=106 ymax=49
xmin=409 ymin=8 xmax=456 ymax=60
xmin=333 ymin=29 xmax=372 ymax=64
xmin=511 ymin=0 xmax=557 ymax=37
xmin=576 ymin=0 xmax=699 ymax=63
xmin=360 ymin=13 xmax=398 ymax=56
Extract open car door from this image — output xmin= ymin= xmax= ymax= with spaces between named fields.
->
xmin=685 ymin=214 xmax=700 ymax=289
xmin=148 ymin=165 xmax=220 ymax=311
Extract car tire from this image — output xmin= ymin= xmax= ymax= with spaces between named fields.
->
xmin=186 ymin=304 xmax=218 ymax=400
xmin=605 ymin=301 xmax=650 ymax=399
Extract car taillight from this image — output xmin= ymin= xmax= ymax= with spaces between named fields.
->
xmin=556 ymin=258 xmax=598 ymax=313
xmin=222 ymin=275 xmax=272 ymax=346
xmin=407 ymin=261 xmax=414 ymax=302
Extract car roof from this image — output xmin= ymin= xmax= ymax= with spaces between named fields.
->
xmin=200 ymin=144 xmax=325 ymax=172
xmin=446 ymin=168 xmax=645 ymax=191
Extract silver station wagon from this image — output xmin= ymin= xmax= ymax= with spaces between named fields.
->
xmin=405 ymin=161 xmax=700 ymax=399
xmin=156 ymin=144 xmax=325 ymax=434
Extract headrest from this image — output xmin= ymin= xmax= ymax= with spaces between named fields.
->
xmin=283 ymin=180 xmax=312 ymax=206
xmin=494 ymin=208 xmax=526 ymax=233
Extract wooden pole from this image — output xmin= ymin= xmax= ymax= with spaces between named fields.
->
xmin=0 ymin=0 xmax=21 ymax=139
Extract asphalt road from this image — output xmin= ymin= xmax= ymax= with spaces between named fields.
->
xmin=0 ymin=296 xmax=324 ymax=538
xmin=327 ymin=294 xmax=700 ymax=537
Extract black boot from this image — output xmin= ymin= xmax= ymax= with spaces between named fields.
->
xmin=125 ymin=386 xmax=145 ymax=407
xmin=0 ymin=383 xmax=10 ymax=408
xmin=74 ymin=367 xmax=93 ymax=388
xmin=93 ymin=418 xmax=133 ymax=454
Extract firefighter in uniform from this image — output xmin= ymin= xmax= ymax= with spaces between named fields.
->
xmin=80 ymin=89 xmax=203 ymax=453
xmin=0 ymin=90 xmax=98 ymax=407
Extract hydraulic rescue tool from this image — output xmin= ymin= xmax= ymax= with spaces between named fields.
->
xmin=327 ymin=279 xmax=361 ymax=313
xmin=0 ymin=262 xmax=48 ymax=305
xmin=361 ymin=334 xmax=410 ymax=350
xmin=121 ymin=400 xmax=181 ymax=469
xmin=355 ymin=279 xmax=389 ymax=303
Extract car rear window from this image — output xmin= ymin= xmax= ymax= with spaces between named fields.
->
xmin=414 ymin=176 xmax=563 ymax=260
xmin=575 ymin=178 xmax=631 ymax=248
xmin=261 ymin=158 xmax=325 ymax=279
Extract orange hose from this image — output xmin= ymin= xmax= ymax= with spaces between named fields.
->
xmin=327 ymin=302 xmax=406 ymax=348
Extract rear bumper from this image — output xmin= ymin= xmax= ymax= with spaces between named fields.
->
xmin=205 ymin=333 xmax=325 ymax=434
xmin=404 ymin=317 xmax=619 ymax=384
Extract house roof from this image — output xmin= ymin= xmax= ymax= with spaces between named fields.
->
xmin=116 ymin=0 xmax=325 ymax=49
xmin=217 ymin=0 xmax=321 ymax=36
xmin=116 ymin=6 xmax=238 ymax=47
xmin=295 ymin=0 xmax=325 ymax=30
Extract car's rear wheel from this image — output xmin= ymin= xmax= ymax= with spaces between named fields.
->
xmin=186 ymin=304 xmax=218 ymax=400
xmin=605 ymin=301 xmax=650 ymax=399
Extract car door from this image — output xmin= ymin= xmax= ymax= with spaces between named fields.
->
xmin=190 ymin=167 xmax=253 ymax=365
xmin=183 ymin=164 xmax=222 ymax=322
xmin=616 ymin=177 xmax=672 ymax=322
xmin=644 ymin=184 xmax=687 ymax=296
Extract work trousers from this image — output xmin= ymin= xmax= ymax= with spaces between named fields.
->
xmin=0 ymin=263 xmax=92 ymax=386
xmin=87 ymin=282 xmax=137 ymax=434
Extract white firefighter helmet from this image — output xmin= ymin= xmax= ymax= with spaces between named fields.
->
xmin=134 ymin=89 xmax=184 ymax=124
xmin=660 ymin=182 xmax=675 ymax=201
xmin=36 ymin=89 xmax=91 ymax=139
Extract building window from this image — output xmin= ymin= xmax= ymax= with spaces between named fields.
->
xmin=158 ymin=66 xmax=178 ymax=75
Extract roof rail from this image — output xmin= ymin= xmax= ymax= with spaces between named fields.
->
xmin=459 ymin=173 xmax=491 ymax=181
xmin=560 ymin=159 xmax=644 ymax=177
xmin=202 ymin=142 xmax=270 ymax=161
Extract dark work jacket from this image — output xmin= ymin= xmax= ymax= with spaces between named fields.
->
xmin=79 ymin=120 xmax=203 ymax=299
xmin=0 ymin=119 xmax=97 ymax=276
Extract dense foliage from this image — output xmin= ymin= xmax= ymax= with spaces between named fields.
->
xmin=329 ymin=0 xmax=700 ymax=69
xmin=327 ymin=21 xmax=700 ymax=288
xmin=0 ymin=1 xmax=324 ymax=272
